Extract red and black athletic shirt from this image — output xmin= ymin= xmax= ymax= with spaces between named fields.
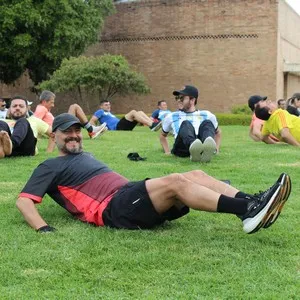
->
xmin=19 ymin=152 xmax=129 ymax=226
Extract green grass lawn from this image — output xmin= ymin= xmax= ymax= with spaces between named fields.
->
xmin=0 ymin=126 xmax=299 ymax=299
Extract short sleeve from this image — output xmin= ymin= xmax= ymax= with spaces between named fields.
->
xmin=162 ymin=113 xmax=172 ymax=133
xmin=34 ymin=106 xmax=47 ymax=120
xmin=94 ymin=109 xmax=104 ymax=120
xmin=19 ymin=163 xmax=57 ymax=203
xmin=151 ymin=109 xmax=159 ymax=119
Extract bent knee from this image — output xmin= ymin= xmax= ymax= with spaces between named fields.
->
xmin=69 ymin=103 xmax=79 ymax=110
xmin=164 ymin=173 xmax=188 ymax=189
xmin=189 ymin=170 xmax=206 ymax=178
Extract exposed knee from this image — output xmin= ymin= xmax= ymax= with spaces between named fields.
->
xmin=164 ymin=173 xmax=188 ymax=191
xmin=68 ymin=104 xmax=78 ymax=112
xmin=188 ymin=170 xmax=207 ymax=179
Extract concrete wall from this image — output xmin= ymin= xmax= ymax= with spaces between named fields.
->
xmin=86 ymin=0 xmax=279 ymax=114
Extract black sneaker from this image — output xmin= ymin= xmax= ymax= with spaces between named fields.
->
xmin=242 ymin=182 xmax=282 ymax=234
xmin=263 ymin=173 xmax=291 ymax=228
xmin=150 ymin=121 xmax=162 ymax=131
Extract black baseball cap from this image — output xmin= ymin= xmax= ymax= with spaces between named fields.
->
xmin=173 ymin=85 xmax=198 ymax=99
xmin=248 ymin=95 xmax=267 ymax=111
xmin=291 ymin=93 xmax=300 ymax=99
xmin=52 ymin=113 xmax=82 ymax=132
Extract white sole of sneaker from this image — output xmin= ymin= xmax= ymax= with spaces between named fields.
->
xmin=243 ymin=184 xmax=282 ymax=234
xmin=91 ymin=123 xmax=107 ymax=139
xmin=189 ymin=139 xmax=204 ymax=162
xmin=151 ymin=122 xmax=162 ymax=132
xmin=263 ymin=174 xmax=291 ymax=228
xmin=200 ymin=137 xmax=216 ymax=163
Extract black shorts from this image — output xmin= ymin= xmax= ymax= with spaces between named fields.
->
xmin=102 ymin=180 xmax=189 ymax=229
xmin=0 ymin=119 xmax=36 ymax=157
xmin=116 ymin=117 xmax=137 ymax=131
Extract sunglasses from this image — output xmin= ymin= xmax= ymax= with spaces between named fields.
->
xmin=175 ymin=95 xmax=185 ymax=102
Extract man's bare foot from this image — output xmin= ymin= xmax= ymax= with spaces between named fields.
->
xmin=0 ymin=143 xmax=4 ymax=158
xmin=0 ymin=132 xmax=5 ymax=158
xmin=0 ymin=131 xmax=12 ymax=156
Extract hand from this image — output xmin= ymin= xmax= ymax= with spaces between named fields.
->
xmin=36 ymin=225 xmax=56 ymax=233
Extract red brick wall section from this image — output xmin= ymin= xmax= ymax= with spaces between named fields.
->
xmin=1 ymin=0 xmax=280 ymax=115
xmin=85 ymin=0 xmax=279 ymax=114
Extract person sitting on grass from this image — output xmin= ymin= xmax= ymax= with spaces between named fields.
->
xmin=89 ymin=100 xmax=161 ymax=131
xmin=0 ymin=96 xmax=54 ymax=158
xmin=159 ymin=85 xmax=221 ymax=163
xmin=16 ymin=113 xmax=291 ymax=235
xmin=277 ymin=99 xmax=286 ymax=110
xmin=0 ymin=97 xmax=8 ymax=119
xmin=151 ymin=100 xmax=171 ymax=122
xmin=34 ymin=90 xmax=106 ymax=139
xmin=286 ymin=93 xmax=300 ymax=117
xmin=255 ymin=99 xmax=300 ymax=146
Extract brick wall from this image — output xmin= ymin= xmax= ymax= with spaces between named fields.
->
xmin=84 ymin=0 xmax=279 ymax=114
xmin=2 ymin=0 xmax=292 ymax=115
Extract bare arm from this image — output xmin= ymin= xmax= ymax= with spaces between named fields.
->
xmin=280 ymin=128 xmax=300 ymax=146
xmin=159 ymin=132 xmax=171 ymax=154
xmin=249 ymin=123 xmax=263 ymax=141
xmin=46 ymin=127 xmax=55 ymax=152
xmin=89 ymin=115 xmax=98 ymax=126
xmin=16 ymin=197 xmax=48 ymax=230
xmin=214 ymin=128 xmax=222 ymax=153
xmin=261 ymin=135 xmax=279 ymax=144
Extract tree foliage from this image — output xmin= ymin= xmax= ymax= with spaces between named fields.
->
xmin=0 ymin=0 xmax=114 ymax=85
xmin=39 ymin=55 xmax=150 ymax=103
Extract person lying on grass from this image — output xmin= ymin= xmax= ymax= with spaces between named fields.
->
xmin=255 ymin=99 xmax=300 ymax=146
xmin=17 ymin=113 xmax=291 ymax=234
xmin=89 ymin=100 xmax=161 ymax=131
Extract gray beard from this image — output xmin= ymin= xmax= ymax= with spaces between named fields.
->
xmin=58 ymin=144 xmax=83 ymax=155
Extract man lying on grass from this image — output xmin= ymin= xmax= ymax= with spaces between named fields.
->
xmin=17 ymin=113 xmax=291 ymax=234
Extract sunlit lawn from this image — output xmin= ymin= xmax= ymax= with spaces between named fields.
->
xmin=0 ymin=126 xmax=299 ymax=299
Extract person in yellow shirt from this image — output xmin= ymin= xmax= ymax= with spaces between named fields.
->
xmin=255 ymin=100 xmax=300 ymax=146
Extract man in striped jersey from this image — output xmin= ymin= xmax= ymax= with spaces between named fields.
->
xmin=159 ymin=85 xmax=221 ymax=162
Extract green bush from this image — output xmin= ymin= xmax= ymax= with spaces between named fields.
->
xmin=231 ymin=104 xmax=252 ymax=115
xmin=216 ymin=113 xmax=251 ymax=125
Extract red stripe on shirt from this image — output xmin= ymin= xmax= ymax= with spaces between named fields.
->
xmin=58 ymin=186 xmax=117 ymax=226
xmin=19 ymin=193 xmax=43 ymax=203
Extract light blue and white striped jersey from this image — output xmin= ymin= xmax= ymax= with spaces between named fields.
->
xmin=162 ymin=110 xmax=218 ymax=138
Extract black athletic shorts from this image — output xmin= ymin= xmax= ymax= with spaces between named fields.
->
xmin=116 ymin=117 xmax=137 ymax=131
xmin=102 ymin=180 xmax=190 ymax=229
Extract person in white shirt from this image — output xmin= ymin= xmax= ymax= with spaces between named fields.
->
xmin=159 ymin=85 xmax=221 ymax=163
xmin=0 ymin=97 xmax=8 ymax=119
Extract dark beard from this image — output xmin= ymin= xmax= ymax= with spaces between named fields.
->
xmin=11 ymin=112 xmax=27 ymax=120
xmin=57 ymin=137 xmax=83 ymax=154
